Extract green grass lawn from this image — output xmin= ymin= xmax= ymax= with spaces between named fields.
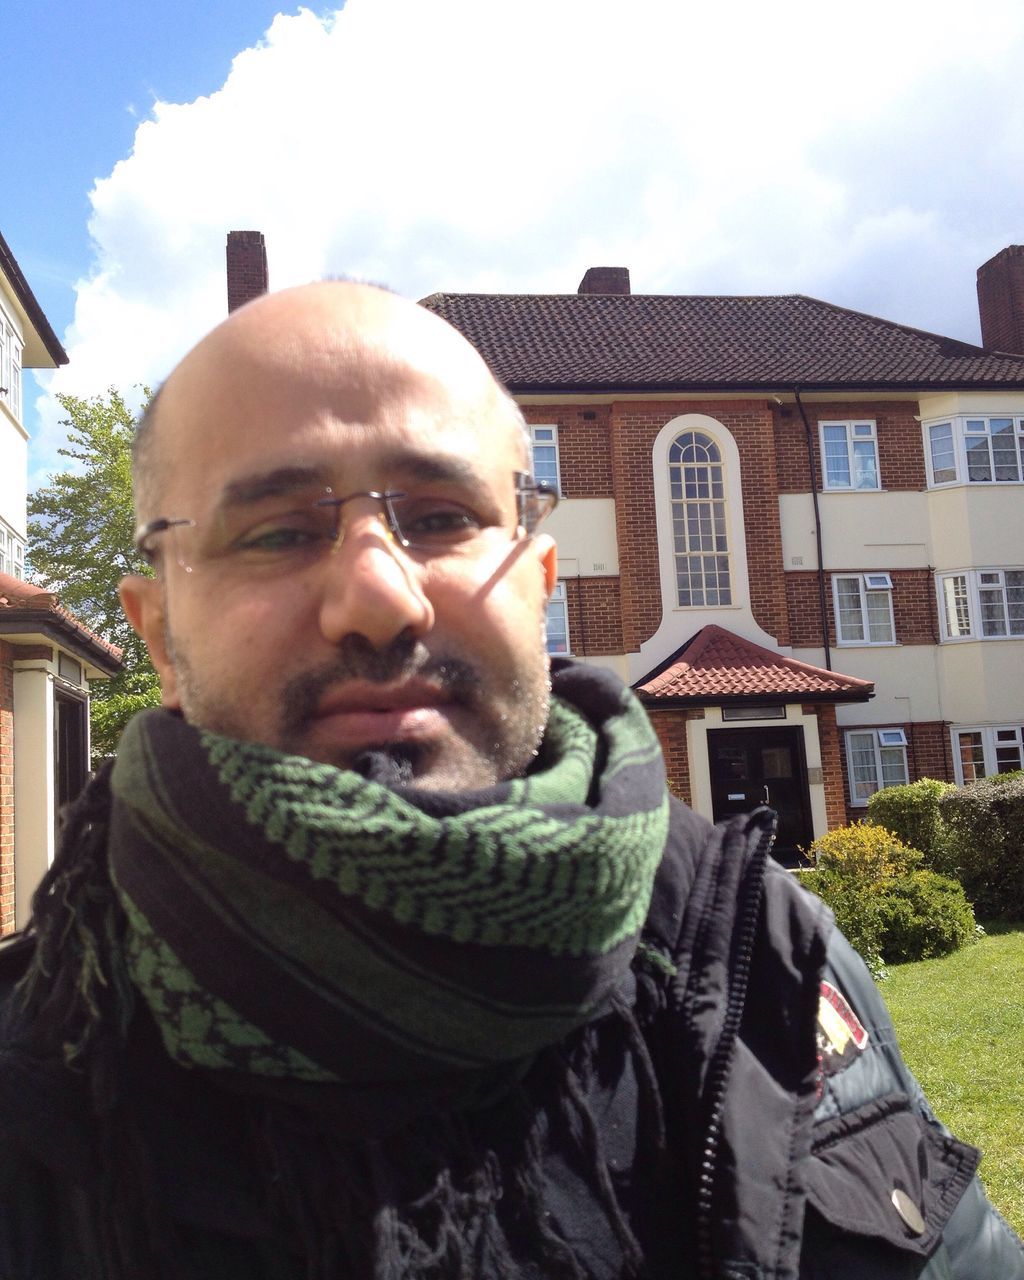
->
xmin=882 ymin=922 xmax=1024 ymax=1239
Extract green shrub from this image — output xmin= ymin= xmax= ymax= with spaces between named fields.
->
xmin=872 ymin=871 xmax=978 ymax=962
xmin=798 ymin=867 xmax=887 ymax=979
xmin=939 ymin=776 xmax=1024 ymax=920
xmin=799 ymin=823 xmax=978 ymax=976
xmin=803 ymin=822 xmax=921 ymax=880
xmin=865 ymin=778 xmax=956 ymax=870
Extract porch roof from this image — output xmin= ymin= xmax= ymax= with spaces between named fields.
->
xmin=0 ymin=573 xmax=122 ymax=676
xmin=634 ymin=625 xmax=874 ymax=705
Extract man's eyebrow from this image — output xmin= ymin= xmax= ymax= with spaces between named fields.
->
xmin=218 ymin=465 xmax=331 ymax=508
xmin=215 ymin=454 xmax=487 ymax=510
xmin=384 ymin=453 xmax=483 ymax=486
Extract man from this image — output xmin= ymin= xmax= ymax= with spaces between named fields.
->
xmin=1 ymin=283 xmax=1021 ymax=1280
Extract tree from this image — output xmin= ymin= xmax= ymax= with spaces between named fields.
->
xmin=28 ymin=388 xmax=161 ymax=760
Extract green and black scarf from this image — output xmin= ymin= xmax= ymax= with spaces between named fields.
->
xmin=108 ymin=661 xmax=668 ymax=1093
xmin=17 ymin=661 xmax=674 ymax=1278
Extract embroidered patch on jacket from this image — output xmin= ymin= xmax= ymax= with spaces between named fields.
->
xmin=817 ymin=980 xmax=869 ymax=1078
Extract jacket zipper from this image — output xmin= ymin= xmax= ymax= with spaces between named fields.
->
xmin=695 ymin=813 xmax=777 ymax=1280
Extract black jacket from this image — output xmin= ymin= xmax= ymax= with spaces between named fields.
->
xmin=1 ymin=801 xmax=1021 ymax=1279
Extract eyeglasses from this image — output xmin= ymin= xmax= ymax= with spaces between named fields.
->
xmin=134 ymin=471 xmax=558 ymax=577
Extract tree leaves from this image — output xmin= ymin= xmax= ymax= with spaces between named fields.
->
xmin=27 ymin=388 xmax=161 ymax=760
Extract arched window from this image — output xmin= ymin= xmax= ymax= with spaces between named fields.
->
xmin=668 ymin=431 xmax=731 ymax=606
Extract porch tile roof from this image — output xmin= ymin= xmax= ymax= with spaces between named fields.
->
xmin=419 ymin=291 xmax=1024 ymax=393
xmin=634 ymin=625 xmax=874 ymax=704
xmin=0 ymin=572 xmax=122 ymax=672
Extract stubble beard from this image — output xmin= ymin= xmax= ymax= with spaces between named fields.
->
xmin=166 ymin=628 xmax=551 ymax=791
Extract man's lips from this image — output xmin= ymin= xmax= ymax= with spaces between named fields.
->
xmin=309 ymin=682 xmax=458 ymax=745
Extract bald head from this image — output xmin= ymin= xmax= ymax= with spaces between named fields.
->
xmin=120 ymin=279 xmax=557 ymax=790
xmin=133 ymin=281 xmax=529 ymax=525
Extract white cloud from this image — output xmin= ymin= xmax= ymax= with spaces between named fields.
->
xmin=30 ymin=0 xmax=1024 ymax=482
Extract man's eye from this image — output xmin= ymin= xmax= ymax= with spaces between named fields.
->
xmin=396 ymin=501 xmax=483 ymax=544
xmin=232 ymin=514 xmax=331 ymax=554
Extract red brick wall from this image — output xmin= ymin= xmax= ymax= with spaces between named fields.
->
xmin=774 ymin=402 xmax=926 ymax=492
xmin=977 ymin=245 xmax=1024 ymax=353
xmin=609 ymin=399 xmax=788 ymax=650
xmin=786 ymin=569 xmax=940 ymax=647
xmin=521 ymin=405 xmax=613 ymax=497
xmin=806 ymin=704 xmax=847 ymax=832
xmin=226 ymin=230 xmax=269 ymax=313
xmin=646 ymin=707 xmax=702 ymax=805
xmin=561 ymin=576 xmax=623 ymax=655
xmin=0 ymin=642 xmax=15 ymax=936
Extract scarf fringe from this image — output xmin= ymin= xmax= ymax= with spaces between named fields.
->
xmin=249 ymin=1002 xmax=663 ymax=1280
xmin=15 ymin=763 xmax=135 ymax=1110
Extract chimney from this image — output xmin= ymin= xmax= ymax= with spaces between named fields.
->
xmin=226 ymin=231 xmax=269 ymax=313
xmin=977 ymin=245 xmax=1024 ymax=352
xmin=577 ymin=267 xmax=631 ymax=295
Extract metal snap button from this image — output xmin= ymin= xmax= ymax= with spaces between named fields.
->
xmin=891 ymin=1187 xmax=926 ymax=1235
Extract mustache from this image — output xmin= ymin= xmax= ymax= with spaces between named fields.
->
xmin=279 ymin=632 xmax=482 ymax=732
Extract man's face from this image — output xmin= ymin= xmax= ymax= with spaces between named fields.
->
xmin=121 ymin=286 xmax=557 ymax=790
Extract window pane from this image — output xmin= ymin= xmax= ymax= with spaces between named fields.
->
xmin=852 ymin=440 xmax=879 ymax=489
xmin=957 ymin=732 xmax=986 ymax=782
xmin=847 ymin=732 xmax=879 ymax=801
xmin=865 ymin=589 xmax=894 ymax=642
xmin=822 ymin=426 xmax=851 ymax=487
xmin=995 ymin=730 xmax=1023 ymax=774
xmin=928 ymin=422 xmax=956 ymax=483
xmin=942 ymin=576 xmax=971 ymax=637
xmin=836 ymin=578 xmax=865 ymax=641
xmin=990 ymin=419 xmax=1021 ymax=482
xmin=544 ymin=591 xmax=569 ymax=654
xmin=979 ymin=576 xmax=1008 ymax=636
xmin=879 ymin=746 xmax=909 ymax=789
xmin=966 ymin=434 xmax=992 ymax=482
xmin=1006 ymin=571 xmax=1024 ymax=635
xmin=670 ymin=433 xmax=730 ymax=606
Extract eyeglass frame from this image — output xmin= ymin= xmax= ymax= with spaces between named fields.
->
xmin=133 ymin=470 xmax=559 ymax=570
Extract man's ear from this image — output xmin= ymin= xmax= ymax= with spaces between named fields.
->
xmin=118 ymin=575 xmax=182 ymax=709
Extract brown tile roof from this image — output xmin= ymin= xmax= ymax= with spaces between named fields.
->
xmin=0 ymin=572 xmax=122 ymax=673
xmin=634 ymin=625 xmax=874 ymax=704
xmin=420 ymin=291 xmax=1024 ymax=393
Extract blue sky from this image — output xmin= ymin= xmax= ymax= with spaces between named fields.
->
xmin=3 ymin=0 xmax=291 ymax=339
xmin=6 ymin=0 xmax=1024 ymax=488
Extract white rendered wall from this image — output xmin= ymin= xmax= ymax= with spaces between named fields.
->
xmin=0 ymin=414 xmax=28 ymax=538
xmin=779 ymin=492 xmax=930 ymax=571
xmin=13 ymin=666 xmax=54 ymax=930
xmin=548 ymin=498 xmax=619 ymax=576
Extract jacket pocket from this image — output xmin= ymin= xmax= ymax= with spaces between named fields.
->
xmin=799 ymin=1094 xmax=977 ymax=1277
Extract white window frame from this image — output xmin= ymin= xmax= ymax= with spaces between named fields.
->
xmin=0 ymin=518 xmax=25 ymax=580
xmin=936 ymin=567 xmax=1024 ymax=641
xmin=819 ymin=420 xmax=880 ymax=491
xmin=545 ymin=581 xmax=570 ymax=655
xmin=923 ymin=415 xmax=1024 ymax=487
xmin=951 ymin=725 xmax=1024 ymax=784
xmin=529 ymin=424 xmax=561 ymax=494
xmin=832 ymin=572 xmax=895 ymax=645
xmin=845 ymin=728 xmax=909 ymax=805
xmin=668 ymin=429 xmax=732 ymax=607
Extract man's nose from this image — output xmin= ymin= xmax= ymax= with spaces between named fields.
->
xmin=316 ymin=510 xmax=434 ymax=649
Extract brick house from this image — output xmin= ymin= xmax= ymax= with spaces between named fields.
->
xmin=0 ymin=231 xmax=122 ymax=935
xmin=421 ymin=250 xmax=1024 ymax=862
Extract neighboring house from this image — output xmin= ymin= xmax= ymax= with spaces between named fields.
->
xmin=0 ymin=230 xmax=122 ymax=935
xmin=421 ymin=248 xmax=1024 ymax=861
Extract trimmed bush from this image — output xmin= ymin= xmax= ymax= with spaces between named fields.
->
xmin=872 ymin=871 xmax=978 ymax=962
xmin=939 ymin=775 xmax=1024 ymax=921
xmin=798 ymin=822 xmax=977 ymax=977
xmin=804 ymin=822 xmax=921 ymax=879
xmin=865 ymin=778 xmax=956 ymax=870
xmin=798 ymin=867 xmax=887 ymax=979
